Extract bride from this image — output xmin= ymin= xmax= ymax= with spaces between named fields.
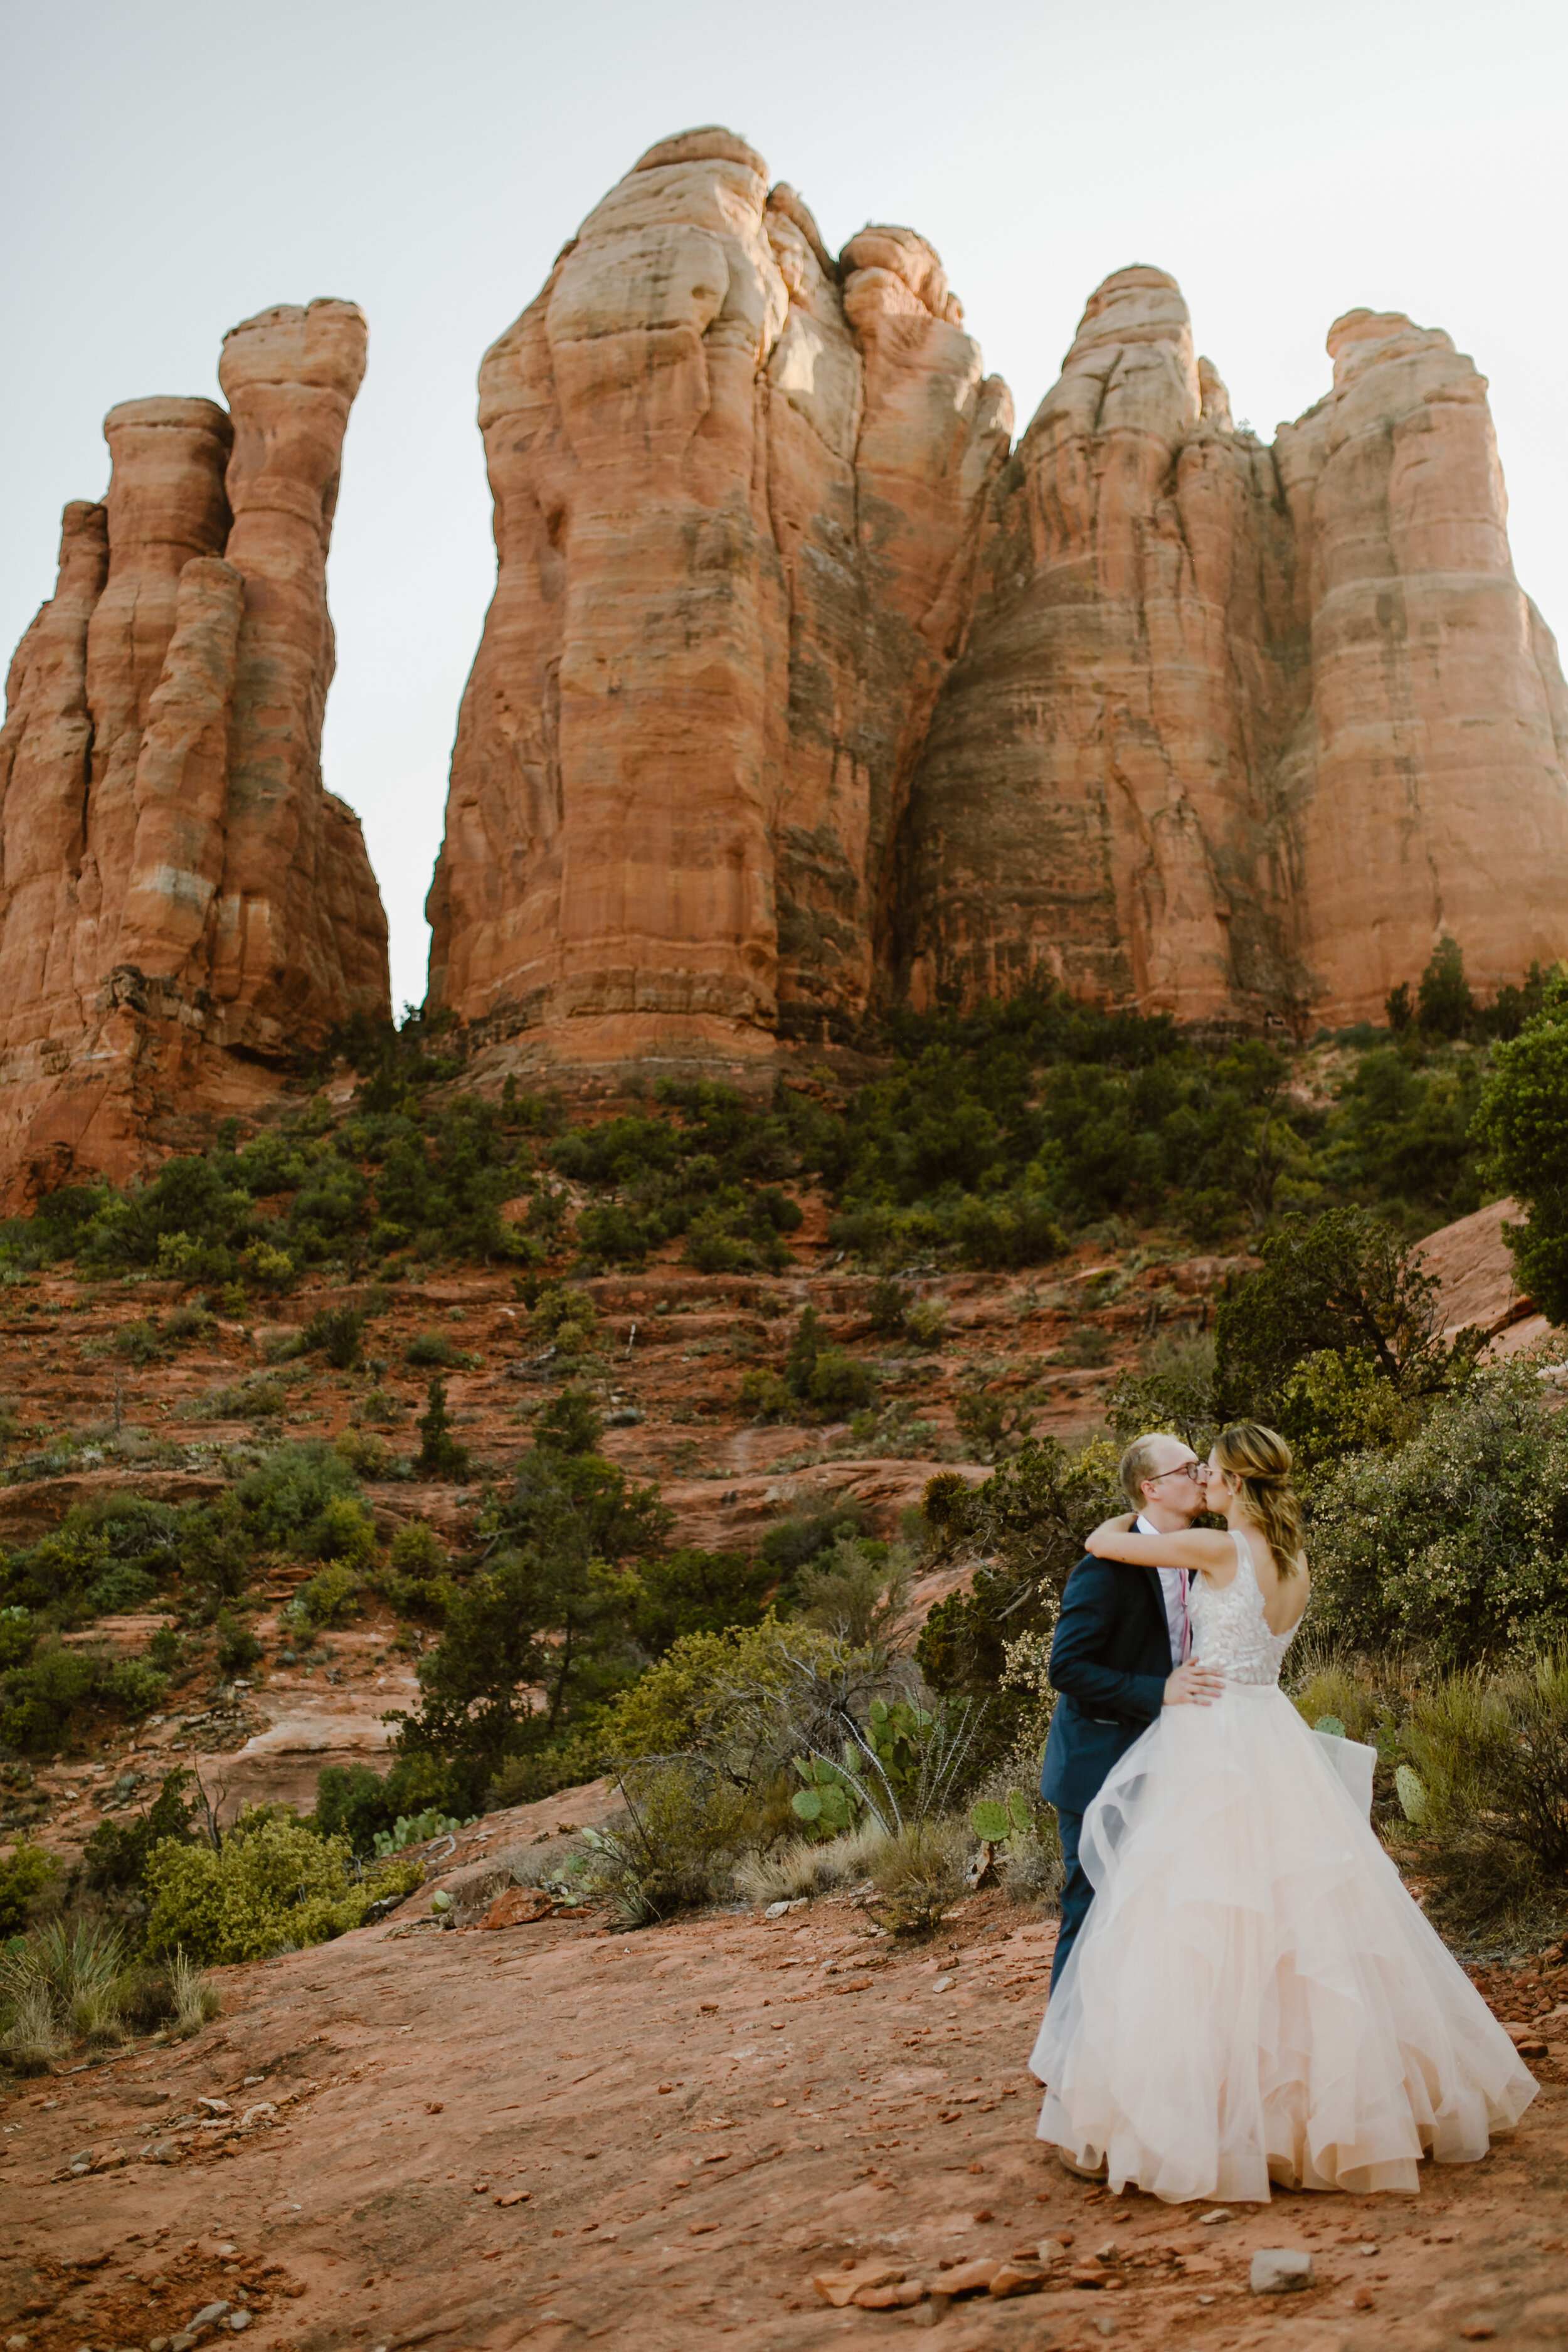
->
xmin=1030 ymin=1420 xmax=1536 ymax=2203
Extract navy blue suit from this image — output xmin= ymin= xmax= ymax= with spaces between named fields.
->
xmin=1040 ymin=1555 xmax=1173 ymax=1989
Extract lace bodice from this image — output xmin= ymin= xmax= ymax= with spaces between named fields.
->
xmin=1190 ymin=1528 xmax=1300 ymax=1686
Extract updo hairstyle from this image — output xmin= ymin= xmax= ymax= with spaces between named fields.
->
xmin=1212 ymin=1421 xmax=1305 ymax=1577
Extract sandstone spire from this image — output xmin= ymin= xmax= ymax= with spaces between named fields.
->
xmin=0 ymin=303 xmax=388 ymax=1202
xmin=896 ymin=274 xmax=1568 ymax=1027
xmin=426 ymin=126 xmax=1011 ymax=1068
xmin=1274 ymin=309 xmax=1568 ymax=1019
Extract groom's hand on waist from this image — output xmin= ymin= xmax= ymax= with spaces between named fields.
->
xmin=1163 ymin=1661 xmax=1226 ymax=1707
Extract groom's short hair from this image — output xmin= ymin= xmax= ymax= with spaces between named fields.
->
xmin=1119 ymin=1433 xmax=1172 ymax=1510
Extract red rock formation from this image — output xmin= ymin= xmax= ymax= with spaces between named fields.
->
xmin=899 ymin=274 xmax=1568 ymax=1026
xmin=431 ymin=148 xmax=1567 ymax=1054
xmin=1274 ymin=311 xmax=1568 ymax=1020
xmin=426 ymin=127 xmax=1010 ymax=1066
xmin=897 ymin=267 xmax=1307 ymax=1021
xmin=0 ymin=302 xmax=388 ymax=1202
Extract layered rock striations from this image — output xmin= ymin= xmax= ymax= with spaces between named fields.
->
xmin=899 ymin=275 xmax=1568 ymax=1024
xmin=897 ymin=268 xmax=1307 ymax=1022
xmin=1273 ymin=310 xmax=1568 ymax=1021
xmin=0 ymin=302 xmax=388 ymax=1199
xmin=426 ymin=127 xmax=1011 ymax=1059
xmin=432 ymin=137 xmax=1568 ymax=1058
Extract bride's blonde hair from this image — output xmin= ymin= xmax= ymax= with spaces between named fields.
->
xmin=1213 ymin=1421 xmax=1305 ymax=1576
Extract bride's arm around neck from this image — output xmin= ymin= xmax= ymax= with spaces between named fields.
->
xmin=1085 ymin=1516 xmax=1240 ymax=1577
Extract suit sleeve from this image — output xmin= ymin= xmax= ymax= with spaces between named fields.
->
xmin=1049 ymin=1560 xmax=1168 ymax=1727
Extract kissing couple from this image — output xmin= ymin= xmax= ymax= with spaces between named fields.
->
xmin=1029 ymin=1421 xmax=1535 ymax=2204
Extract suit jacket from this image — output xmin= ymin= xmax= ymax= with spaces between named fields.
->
xmin=1039 ymin=1554 xmax=1173 ymax=1815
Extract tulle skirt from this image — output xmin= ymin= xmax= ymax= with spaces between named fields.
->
xmin=1030 ymin=1683 xmax=1536 ymax=2203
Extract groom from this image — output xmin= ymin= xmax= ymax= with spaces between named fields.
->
xmin=1040 ymin=1433 xmax=1223 ymax=1992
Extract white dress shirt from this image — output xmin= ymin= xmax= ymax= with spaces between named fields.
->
xmin=1136 ymin=1512 xmax=1190 ymax=1666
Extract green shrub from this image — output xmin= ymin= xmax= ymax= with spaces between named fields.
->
xmin=112 ymin=1318 xmax=163 ymax=1364
xmin=0 ymin=1606 xmax=36 ymax=1670
xmin=389 ymin=1520 xmax=445 ymax=1579
xmin=904 ymin=1298 xmax=948 ymax=1348
xmin=529 ymin=1286 xmax=600 ymax=1355
xmin=1416 ymin=934 xmax=1475 ymax=1039
xmin=1 ymin=1494 xmax=182 ymax=1623
xmin=143 ymin=1811 xmax=423 ymax=1964
xmin=864 ymin=1817 xmax=969 ymax=1936
xmin=532 ymin=1385 xmax=603 ymax=1456
xmin=574 ymin=1202 xmax=653 ymax=1266
xmin=82 ymin=1767 xmax=196 ymax=1894
xmin=415 ymin=1377 xmax=469 ymax=1480
xmin=1105 ymin=1330 xmax=1218 ymax=1454
xmin=1308 ymin=1355 xmax=1568 ymax=1662
xmin=632 ymin=1547 xmax=775 ymax=1653
xmin=293 ymin=1560 xmax=362 ymax=1628
xmin=396 ymin=1438 xmax=669 ymax=1804
xmin=1475 ymin=965 xmax=1568 ymax=1323
xmin=164 ymin=1305 xmax=216 ymax=1345
xmin=215 ymin=1612 xmax=263 ymax=1675
xmin=805 ymin=1348 xmax=876 ymax=1417
xmin=376 ymin=1520 xmax=453 ymax=1624
xmin=760 ymin=1500 xmax=872 ymax=1580
xmin=85 ymin=1561 xmax=159 ymax=1614
xmin=795 ymin=1540 xmax=911 ymax=1651
xmin=867 ymin=1279 xmax=911 ymax=1338
xmin=147 ymin=1623 xmax=183 ymax=1673
xmin=954 ymin=1383 xmax=1035 ymax=1463
xmin=334 ymin=1426 xmax=393 ymax=1478
xmin=1 ymin=1645 xmax=166 ymax=1754
xmin=314 ymin=1755 xmax=453 ymax=1856
xmin=1216 ymin=1206 xmax=1477 ymax=1428
xmin=1396 ymin=1654 xmax=1568 ymax=1936
xmin=312 ymin=1495 xmax=377 ymax=1568
xmin=577 ymin=1757 xmax=758 ymax=1924
xmin=485 ymin=1735 xmax=607 ymax=1809
xmin=738 ymin=1368 xmax=794 ymax=1422
xmin=405 ymin=1330 xmax=469 ymax=1369
xmin=177 ymin=1490 xmax=255 ymax=1602
xmin=0 ymin=1836 xmax=60 ymax=1936
xmin=302 ymin=1307 xmax=366 ymax=1369
xmin=950 ymin=1193 xmax=1067 ymax=1271
xmin=236 ymin=1441 xmax=361 ymax=1549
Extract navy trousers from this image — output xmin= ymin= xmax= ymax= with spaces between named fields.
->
xmin=1049 ymin=1807 xmax=1094 ymax=1991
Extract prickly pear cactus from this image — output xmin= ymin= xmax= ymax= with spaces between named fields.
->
xmin=1396 ymin=1764 xmax=1429 ymax=1825
xmin=791 ymin=1755 xmax=864 ymax=1837
xmin=970 ymin=1799 xmax=1010 ymax=1843
xmin=1314 ymin=1714 xmax=1347 ymax=1739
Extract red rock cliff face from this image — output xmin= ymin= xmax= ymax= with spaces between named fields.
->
xmin=1273 ymin=310 xmax=1568 ymax=1020
xmin=0 ymin=300 xmax=388 ymax=1200
xmin=898 ymin=273 xmax=1568 ymax=1025
xmin=426 ymin=127 xmax=1011 ymax=1064
xmin=432 ymin=146 xmax=1568 ymax=1052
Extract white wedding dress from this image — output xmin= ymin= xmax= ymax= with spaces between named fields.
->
xmin=1030 ymin=1530 xmax=1536 ymax=2201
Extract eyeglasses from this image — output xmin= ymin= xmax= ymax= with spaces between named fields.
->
xmin=1145 ymin=1459 xmax=1205 ymax=1483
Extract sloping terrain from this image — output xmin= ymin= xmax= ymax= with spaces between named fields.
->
xmin=4 ymin=1843 xmax=1567 ymax=2351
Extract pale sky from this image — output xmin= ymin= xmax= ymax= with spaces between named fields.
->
xmin=5 ymin=0 xmax=1565 ymax=1015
